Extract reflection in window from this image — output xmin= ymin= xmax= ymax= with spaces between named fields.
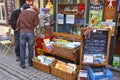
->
xmin=0 ymin=5 xmax=5 ymax=20
xmin=1 ymin=5 xmax=5 ymax=20
xmin=33 ymin=0 xmax=38 ymax=8
xmin=0 ymin=3 xmax=6 ymax=23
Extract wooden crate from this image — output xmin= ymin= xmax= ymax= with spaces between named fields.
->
xmin=52 ymin=45 xmax=79 ymax=59
xmin=51 ymin=61 xmax=79 ymax=80
xmin=51 ymin=32 xmax=81 ymax=64
xmin=32 ymin=59 xmax=51 ymax=74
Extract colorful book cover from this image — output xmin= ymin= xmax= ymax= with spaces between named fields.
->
xmin=83 ymin=54 xmax=93 ymax=63
xmin=93 ymin=54 xmax=105 ymax=63
xmin=113 ymin=56 xmax=120 ymax=68
xmin=89 ymin=10 xmax=103 ymax=28
xmin=43 ymin=38 xmax=52 ymax=51
xmin=89 ymin=0 xmax=104 ymax=28
xmin=104 ymin=0 xmax=117 ymax=20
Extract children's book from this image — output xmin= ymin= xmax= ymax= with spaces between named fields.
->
xmin=83 ymin=54 xmax=93 ymax=63
xmin=43 ymin=38 xmax=53 ymax=51
xmin=89 ymin=0 xmax=104 ymax=28
xmin=112 ymin=56 xmax=120 ymax=68
xmin=89 ymin=10 xmax=103 ymax=28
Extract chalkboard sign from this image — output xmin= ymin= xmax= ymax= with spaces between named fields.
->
xmin=83 ymin=30 xmax=108 ymax=54
xmin=80 ymin=28 xmax=111 ymax=68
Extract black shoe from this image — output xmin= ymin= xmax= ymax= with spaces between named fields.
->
xmin=29 ymin=64 xmax=33 ymax=67
xmin=20 ymin=65 xmax=26 ymax=69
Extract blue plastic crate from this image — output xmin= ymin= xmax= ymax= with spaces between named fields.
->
xmin=88 ymin=67 xmax=113 ymax=80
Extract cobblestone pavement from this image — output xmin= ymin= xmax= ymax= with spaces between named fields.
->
xmin=0 ymin=47 xmax=61 ymax=80
xmin=0 ymin=46 xmax=120 ymax=80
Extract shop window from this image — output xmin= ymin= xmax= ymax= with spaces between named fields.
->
xmin=33 ymin=0 xmax=39 ymax=8
xmin=0 ymin=3 xmax=6 ymax=23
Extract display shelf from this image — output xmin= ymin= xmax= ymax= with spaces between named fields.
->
xmin=56 ymin=0 xmax=85 ymax=35
xmin=52 ymin=32 xmax=81 ymax=41
xmin=50 ymin=32 xmax=81 ymax=64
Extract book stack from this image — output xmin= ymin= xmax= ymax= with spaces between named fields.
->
xmin=37 ymin=55 xmax=55 ymax=65
xmin=55 ymin=60 xmax=77 ymax=74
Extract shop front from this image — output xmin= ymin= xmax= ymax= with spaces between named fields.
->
xmin=0 ymin=0 xmax=120 ymax=79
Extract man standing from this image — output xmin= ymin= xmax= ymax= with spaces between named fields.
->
xmin=9 ymin=3 xmax=30 ymax=61
xmin=17 ymin=6 xmax=39 ymax=68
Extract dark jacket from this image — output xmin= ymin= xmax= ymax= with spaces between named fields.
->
xmin=9 ymin=9 xmax=21 ymax=30
xmin=17 ymin=8 xmax=39 ymax=33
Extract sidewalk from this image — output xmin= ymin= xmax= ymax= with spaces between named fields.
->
xmin=0 ymin=46 xmax=120 ymax=80
xmin=0 ymin=46 xmax=61 ymax=80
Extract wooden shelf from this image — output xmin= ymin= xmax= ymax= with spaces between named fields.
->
xmin=51 ymin=32 xmax=81 ymax=64
xmin=58 ymin=3 xmax=79 ymax=6
xmin=82 ymin=62 xmax=107 ymax=66
xmin=52 ymin=32 xmax=81 ymax=41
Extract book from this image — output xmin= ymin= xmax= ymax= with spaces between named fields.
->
xmin=83 ymin=54 xmax=93 ymax=63
xmin=112 ymin=56 xmax=120 ymax=68
xmin=89 ymin=10 xmax=103 ymax=28
xmin=93 ymin=54 xmax=105 ymax=63
xmin=43 ymin=38 xmax=53 ymax=51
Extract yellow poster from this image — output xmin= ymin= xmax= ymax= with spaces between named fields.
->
xmin=45 ymin=0 xmax=54 ymax=14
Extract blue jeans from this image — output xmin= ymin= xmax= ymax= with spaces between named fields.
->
xmin=14 ymin=31 xmax=20 ymax=57
xmin=20 ymin=32 xmax=34 ymax=66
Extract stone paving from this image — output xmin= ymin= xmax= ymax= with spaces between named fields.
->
xmin=0 ymin=46 xmax=120 ymax=80
xmin=0 ymin=46 xmax=62 ymax=80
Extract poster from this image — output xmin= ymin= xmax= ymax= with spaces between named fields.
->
xmin=104 ymin=0 xmax=117 ymax=20
xmin=89 ymin=0 xmax=104 ymax=28
xmin=66 ymin=15 xmax=75 ymax=24
xmin=89 ymin=10 xmax=103 ymax=28
xmin=57 ymin=14 xmax=64 ymax=24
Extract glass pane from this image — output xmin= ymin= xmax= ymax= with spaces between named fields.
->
xmin=33 ymin=0 xmax=39 ymax=8
xmin=1 ymin=5 xmax=5 ymax=20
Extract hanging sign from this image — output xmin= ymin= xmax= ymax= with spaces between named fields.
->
xmin=104 ymin=0 xmax=117 ymax=20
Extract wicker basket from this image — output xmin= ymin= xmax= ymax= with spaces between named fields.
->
xmin=51 ymin=61 xmax=79 ymax=80
xmin=32 ymin=59 xmax=51 ymax=74
xmin=52 ymin=45 xmax=79 ymax=59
